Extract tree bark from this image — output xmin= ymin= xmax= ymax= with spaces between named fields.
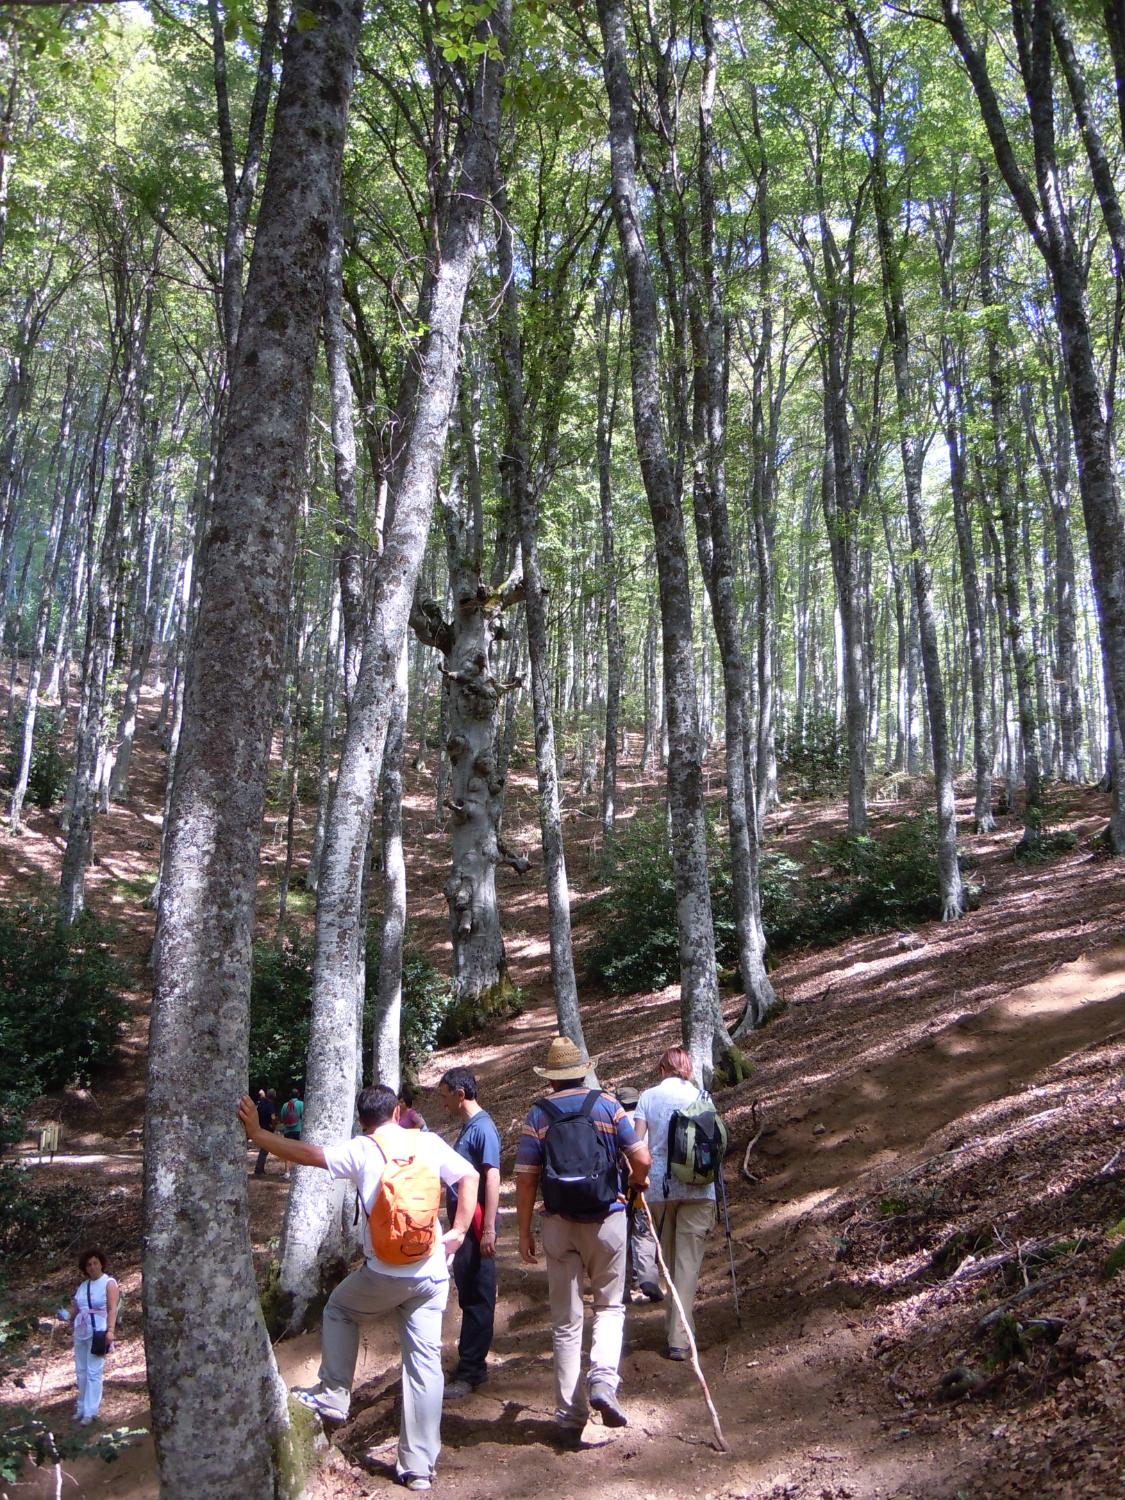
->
xmin=276 ymin=0 xmax=508 ymax=1325
xmin=944 ymin=0 xmax=1125 ymax=849
xmin=979 ymin=164 xmax=1041 ymax=825
xmin=596 ymin=0 xmax=722 ymax=1082
xmin=143 ymin=3 xmax=362 ymax=1492
xmin=59 ymin=256 xmax=153 ymax=924
xmin=595 ymin=284 xmax=622 ymax=843
xmin=371 ymin=644 xmax=408 ymax=1091
xmin=852 ymin=12 xmax=964 ymax=918
xmin=9 ymin=368 xmax=80 ymax=831
xmin=497 ymin=197 xmax=585 ymax=1049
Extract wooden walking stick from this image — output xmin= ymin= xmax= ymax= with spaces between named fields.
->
xmin=636 ymin=1192 xmax=730 ymax=1454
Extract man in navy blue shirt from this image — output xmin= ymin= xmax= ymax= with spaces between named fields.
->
xmin=437 ymin=1067 xmax=502 ymax=1398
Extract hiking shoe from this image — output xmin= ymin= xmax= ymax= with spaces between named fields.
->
xmin=639 ymin=1280 xmax=664 ymax=1302
xmin=444 ymin=1375 xmax=485 ymax=1400
xmin=292 ymin=1387 xmax=347 ymax=1423
xmin=399 ymin=1478 xmax=431 ymax=1493
xmin=589 ymin=1382 xmax=628 ymax=1428
xmin=667 ymin=1345 xmax=688 ymax=1362
xmin=553 ymin=1424 xmax=584 ymax=1451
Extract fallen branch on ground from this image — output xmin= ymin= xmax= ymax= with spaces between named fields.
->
xmin=974 ymin=1273 xmax=1071 ymax=1335
xmin=947 ymin=1236 xmax=1072 ymax=1285
xmin=741 ymin=1103 xmax=765 ymax=1182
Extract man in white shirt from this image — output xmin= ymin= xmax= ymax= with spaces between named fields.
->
xmin=239 ymin=1084 xmax=479 ymax=1493
xmin=632 ymin=1048 xmax=716 ymax=1361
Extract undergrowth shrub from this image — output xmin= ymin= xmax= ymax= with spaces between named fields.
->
xmin=1014 ymin=802 xmax=1080 ymax=863
xmin=3 ymin=708 xmax=70 ymax=811
xmin=249 ymin=936 xmax=455 ymax=1091
xmin=777 ymin=709 xmax=849 ymax=799
xmin=589 ymin=809 xmax=963 ymax=993
xmin=0 ymin=904 xmax=128 ymax=1257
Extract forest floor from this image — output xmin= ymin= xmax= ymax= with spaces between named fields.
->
xmin=2 ymin=679 xmax=1125 ymax=1500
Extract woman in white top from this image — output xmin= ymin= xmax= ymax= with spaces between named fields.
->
xmin=633 ymin=1048 xmax=717 ymax=1361
xmin=71 ymin=1247 xmax=119 ymax=1423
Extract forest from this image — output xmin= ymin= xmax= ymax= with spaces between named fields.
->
xmin=0 ymin=0 xmax=1123 ymax=1495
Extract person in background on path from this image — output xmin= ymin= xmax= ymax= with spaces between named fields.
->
xmin=239 ymin=1085 xmax=478 ymax=1493
xmin=633 ymin=1047 xmax=716 ymax=1361
xmin=399 ymin=1084 xmax=427 ymax=1131
xmin=65 ymin=1247 xmax=119 ymax=1424
xmin=253 ymin=1088 xmax=277 ymax=1176
xmin=279 ymin=1087 xmax=303 ymax=1180
xmin=614 ymin=1086 xmax=662 ymax=1303
xmin=436 ymin=1066 xmax=501 ymax=1399
xmin=515 ymin=1034 xmax=651 ymax=1446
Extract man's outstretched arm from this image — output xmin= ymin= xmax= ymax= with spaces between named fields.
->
xmin=239 ymin=1095 xmax=328 ymax=1169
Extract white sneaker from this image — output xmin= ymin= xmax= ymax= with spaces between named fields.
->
xmin=400 ymin=1477 xmax=431 ymax=1492
xmin=291 ymin=1387 xmax=347 ymax=1423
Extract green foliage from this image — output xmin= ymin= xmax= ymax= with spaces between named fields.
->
xmin=0 ymin=904 xmax=128 ymax=1258
xmin=589 ymin=809 xmax=957 ymax=994
xmin=3 ymin=708 xmax=70 ymax=812
xmin=1013 ymin=802 xmax=1080 ymax=863
xmin=777 ymin=711 xmax=849 ymax=800
xmin=0 ymin=1408 xmax=147 ymax=1482
xmin=792 ymin=813 xmax=949 ymax=941
xmin=374 ymin=948 xmax=460 ymax=1081
xmin=587 ymin=813 xmax=694 ymax=993
xmin=248 ymin=935 xmax=454 ymax=1090
xmin=0 ymin=905 xmax=129 ymax=1103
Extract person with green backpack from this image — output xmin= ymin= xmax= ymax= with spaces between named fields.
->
xmin=633 ymin=1047 xmax=726 ymax=1361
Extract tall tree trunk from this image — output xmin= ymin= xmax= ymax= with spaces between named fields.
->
xmin=854 ymin=15 xmax=964 ymax=918
xmin=276 ymin=2 xmax=508 ymax=1325
xmin=595 ymin=286 xmax=622 ymax=843
xmin=1024 ymin=374 xmax=1082 ymax=781
xmin=307 ymin=578 xmax=342 ymax=891
xmin=142 ymin=4 xmax=362 ymax=1493
xmin=413 ymin=500 xmax=526 ymax=1012
xmin=980 ymin=164 xmax=1041 ymax=825
xmin=9 ymin=371 xmax=80 ymax=831
xmin=597 ymin=0 xmax=723 ymax=1081
xmin=59 ymin=277 xmax=152 ymax=924
xmin=497 ymin=200 xmax=585 ymax=1049
xmin=945 ymin=0 xmax=1125 ymax=848
xmin=686 ymin=2 xmax=774 ymax=1036
xmin=943 ymin=350 xmax=994 ymax=831
xmin=371 ymin=644 xmax=407 ymax=1091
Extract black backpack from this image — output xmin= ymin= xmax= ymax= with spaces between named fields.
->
xmin=537 ymin=1091 xmax=621 ymax=1218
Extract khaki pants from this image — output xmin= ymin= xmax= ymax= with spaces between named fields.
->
xmin=541 ymin=1211 xmax=627 ymax=1428
xmin=318 ymin=1263 xmax=448 ymax=1480
xmin=653 ymin=1198 xmax=715 ymax=1350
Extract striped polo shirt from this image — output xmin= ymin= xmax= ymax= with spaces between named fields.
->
xmin=515 ymin=1087 xmax=641 ymax=1217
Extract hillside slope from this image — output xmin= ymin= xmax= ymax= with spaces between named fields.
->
xmin=2 ymin=683 xmax=1123 ymax=1500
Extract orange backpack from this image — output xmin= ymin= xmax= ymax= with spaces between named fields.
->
xmin=367 ymin=1127 xmax=442 ymax=1265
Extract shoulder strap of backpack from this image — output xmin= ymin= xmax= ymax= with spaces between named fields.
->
xmin=354 ymin=1131 xmax=391 ymax=1226
xmin=535 ymin=1096 xmax=563 ymax=1123
xmin=579 ymin=1090 xmax=603 ymax=1119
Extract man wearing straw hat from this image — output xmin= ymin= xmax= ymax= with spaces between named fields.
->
xmin=515 ymin=1034 xmax=651 ymax=1445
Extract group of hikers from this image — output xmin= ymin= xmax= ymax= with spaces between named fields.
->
xmin=238 ymin=1033 xmax=728 ymax=1493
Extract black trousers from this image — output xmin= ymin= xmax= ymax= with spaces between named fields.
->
xmin=451 ymin=1231 xmax=497 ymax=1383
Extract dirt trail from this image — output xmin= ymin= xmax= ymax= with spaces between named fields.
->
xmin=4 ymin=684 xmax=1124 ymax=1498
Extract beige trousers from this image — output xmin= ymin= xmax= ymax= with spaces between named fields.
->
xmin=541 ymin=1211 xmax=627 ymax=1428
xmin=653 ymin=1198 xmax=715 ymax=1349
xmin=318 ymin=1263 xmax=448 ymax=1479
